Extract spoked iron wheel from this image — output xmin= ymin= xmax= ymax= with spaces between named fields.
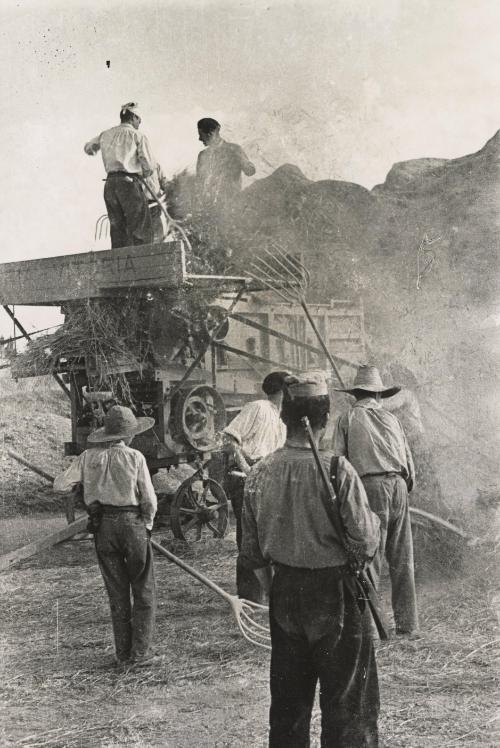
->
xmin=170 ymin=474 xmax=228 ymax=542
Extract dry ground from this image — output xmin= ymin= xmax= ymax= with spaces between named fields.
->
xmin=0 ymin=375 xmax=499 ymax=747
xmin=0 ymin=524 xmax=498 ymax=748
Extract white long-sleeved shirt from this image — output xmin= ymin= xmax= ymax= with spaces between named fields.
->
xmin=223 ymin=399 xmax=286 ymax=461
xmin=333 ymin=398 xmax=415 ymax=488
xmin=84 ymin=123 xmax=156 ymax=178
xmin=53 ymin=442 xmax=157 ymax=529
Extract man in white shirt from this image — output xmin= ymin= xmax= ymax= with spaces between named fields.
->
xmin=223 ymin=371 xmax=289 ymax=602
xmin=84 ymin=102 xmax=158 ymax=248
xmin=54 ymin=406 xmax=158 ymax=666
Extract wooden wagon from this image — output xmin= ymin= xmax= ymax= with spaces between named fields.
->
xmin=0 ymin=240 xmax=364 ymax=543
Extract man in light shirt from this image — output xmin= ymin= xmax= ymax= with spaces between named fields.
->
xmin=84 ymin=102 xmax=158 ymax=248
xmin=240 ymin=374 xmax=380 ymax=746
xmin=333 ymin=365 xmax=419 ymax=635
xmin=223 ymin=371 xmax=289 ymax=602
xmin=196 ymin=117 xmax=256 ymax=209
xmin=54 ymin=405 xmax=158 ymax=666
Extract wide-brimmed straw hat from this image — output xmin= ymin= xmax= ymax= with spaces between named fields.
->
xmin=335 ymin=365 xmax=400 ymax=398
xmin=87 ymin=405 xmax=155 ymax=444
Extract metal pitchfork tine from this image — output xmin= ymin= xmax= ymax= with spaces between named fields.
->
xmin=151 ymin=540 xmax=271 ymax=650
xmin=249 ymin=246 xmax=345 ymax=387
xmin=95 ymin=214 xmax=109 ymax=241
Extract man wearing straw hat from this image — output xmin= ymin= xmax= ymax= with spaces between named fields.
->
xmin=240 ymin=374 xmax=380 ymax=747
xmin=84 ymin=102 xmax=159 ymax=249
xmin=333 ymin=365 xmax=419 ymax=636
xmin=54 ymin=405 xmax=158 ymax=666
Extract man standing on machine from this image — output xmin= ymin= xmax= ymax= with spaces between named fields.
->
xmin=84 ymin=102 xmax=159 ymax=248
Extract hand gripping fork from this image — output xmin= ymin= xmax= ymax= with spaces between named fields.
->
xmin=151 ymin=540 xmax=271 ymax=650
xmin=247 ymin=245 xmax=346 ymax=387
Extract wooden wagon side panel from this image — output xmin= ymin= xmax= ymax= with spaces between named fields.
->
xmin=0 ymin=241 xmax=186 ymax=305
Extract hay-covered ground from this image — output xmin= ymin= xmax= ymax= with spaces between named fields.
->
xmin=1 ymin=531 xmax=498 ymax=747
xmin=0 ymin=374 xmax=498 ymax=747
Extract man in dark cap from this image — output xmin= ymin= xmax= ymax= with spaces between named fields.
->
xmin=85 ymin=103 xmax=160 ymax=248
xmin=333 ymin=365 xmax=419 ymax=635
xmin=240 ymin=373 xmax=380 ymax=747
xmin=196 ymin=117 xmax=256 ymax=209
xmin=223 ymin=371 xmax=289 ymax=602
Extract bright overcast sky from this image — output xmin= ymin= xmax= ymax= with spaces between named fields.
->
xmin=1 ymin=0 xmax=499 ymax=333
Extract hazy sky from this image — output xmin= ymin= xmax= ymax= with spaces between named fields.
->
xmin=1 ymin=0 xmax=500 ymax=334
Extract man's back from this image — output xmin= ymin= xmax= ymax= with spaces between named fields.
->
xmin=242 ymin=447 xmax=379 ymax=570
xmin=333 ymin=398 xmax=414 ymax=483
xmin=86 ymin=123 xmax=155 ymax=177
xmin=224 ymin=398 xmax=286 ymax=461
xmin=334 ymin=394 xmax=419 ymax=634
xmin=197 ymin=140 xmax=254 ymax=203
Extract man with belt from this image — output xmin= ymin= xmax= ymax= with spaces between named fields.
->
xmin=240 ymin=374 xmax=380 ymax=747
xmin=84 ymin=102 xmax=157 ymax=248
xmin=333 ymin=365 xmax=419 ymax=635
xmin=223 ymin=371 xmax=289 ymax=603
xmin=54 ymin=405 xmax=158 ymax=666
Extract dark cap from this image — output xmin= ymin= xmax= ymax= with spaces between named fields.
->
xmin=262 ymin=371 xmax=291 ymax=395
xmin=197 ymin=117 xmax=221 ymax=134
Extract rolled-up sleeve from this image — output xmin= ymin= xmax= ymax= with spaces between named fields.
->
xmin=223 ymin=401 xmax=260 ymax=447
xmin=239 ymin=473 xmax=268 ymax=570
xmin=337 ymin=457 xmax=380 ymax=559
xmin=53 ymin=455 xmax=85 ymax=493
xmin=136 ymin=132 xmax=155 ymax=178
xmin=84 ymin=135 xmax=101 ymax=155
xmin=237 ymin=145 xmax=256 ymax=176
xmin=136 ymin=454 xmax=157 ymax=530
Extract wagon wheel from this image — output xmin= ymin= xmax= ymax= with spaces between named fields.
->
xmin=170 ymin=474 xmax=228 ymax=542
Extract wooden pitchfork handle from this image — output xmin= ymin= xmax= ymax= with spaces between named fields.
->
xmin=5 ymin=449 xmax=271 ymax=648
xmin=297 ymin=298 xmax=345 ymax=387
xmin=151 ymin=540 xmax=271 ymax=650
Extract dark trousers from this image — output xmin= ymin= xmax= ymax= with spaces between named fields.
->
xmin=269 ymin=565 xmax=379 ymax=748
xmin=224 ymin=473 xmax=263 ymax=603
xmin=103 ymin=175 xmax=152 ymax=249
xmin=94 ymin=513 xmax=156 ymax=661
xmin=362 ymin=475 xmax=418 ymax=633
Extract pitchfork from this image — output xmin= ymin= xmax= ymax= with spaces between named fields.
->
xmin=2 ymin=449 xmax=270 ymax=652
xmin=95 ymin=214 xmax=109 ymax=241
xmin=151 ymin=540 xmax=271 ymax=650
xmin=248 ymin=246 xmax=346 ymax=387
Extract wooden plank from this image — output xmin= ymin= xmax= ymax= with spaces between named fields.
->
xmin=215 ymin=341 xmax=303 ymax=372
xmin=0 ymin=517 xmax=88 ymax=573
xmin=6 ymin=448 xmax=55 ymax=482
xmin=229 ymin=313 xmax=359 ymax=368
xmin=0 ymin=241 xmax=185 ymax=305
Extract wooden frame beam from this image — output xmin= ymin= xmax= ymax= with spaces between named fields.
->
xmin=228 ymin=312 xmax=358 ymax=368
xmin=0 ymin=517 xmax=87 ymax=573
